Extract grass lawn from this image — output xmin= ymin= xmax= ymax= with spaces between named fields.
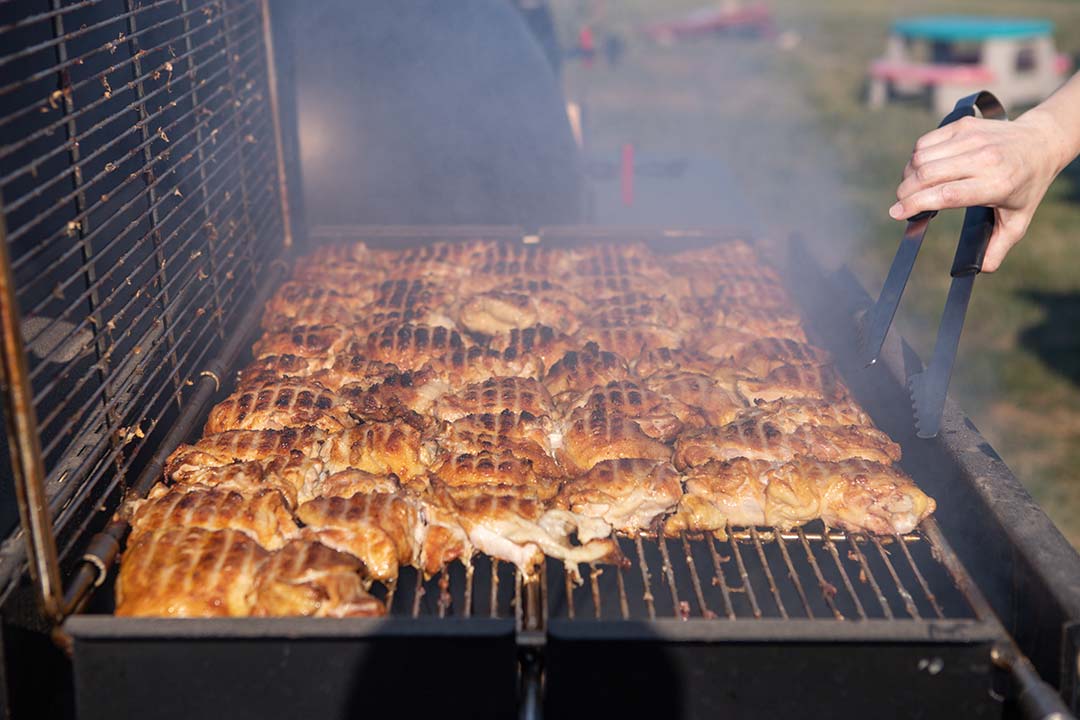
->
xmin=554 ymin=0 xmax=1080 ymax=543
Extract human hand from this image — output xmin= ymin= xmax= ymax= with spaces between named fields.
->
xmin=889 ymin=109 xmax=1072 ymax=272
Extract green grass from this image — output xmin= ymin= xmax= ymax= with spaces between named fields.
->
xmin=556 ymin=0 xmax=1080 ymax=544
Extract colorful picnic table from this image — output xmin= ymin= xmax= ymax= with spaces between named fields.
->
xmin=868 ymin=15 xmax=1071 ymax=113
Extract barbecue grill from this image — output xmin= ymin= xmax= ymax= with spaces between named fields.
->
xmin=1 ymin=3 xmax=1079 ymax=719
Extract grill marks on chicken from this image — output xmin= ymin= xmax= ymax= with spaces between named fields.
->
xmin=119 ymin=239 xmax=935 ymax=616
xmin=204 ymin=380 xmax=356 ymax=434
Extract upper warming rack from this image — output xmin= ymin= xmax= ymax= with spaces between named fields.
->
xmin=0 ymin=0 xmax=289 ymax=617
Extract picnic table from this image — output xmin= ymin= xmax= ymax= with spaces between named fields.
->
xmin=868 ymin=15 xmax=1071 ymax=113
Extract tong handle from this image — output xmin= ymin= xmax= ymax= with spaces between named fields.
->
xmin=907 ymin=91 xmax=1007 ymax=225
xmin=950 ymin=206 xmax=994 ymax=277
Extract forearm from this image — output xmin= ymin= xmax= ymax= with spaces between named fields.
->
xmin=1019 ymin=71 xmax=1080 ymax=176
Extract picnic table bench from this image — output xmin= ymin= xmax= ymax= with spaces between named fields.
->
xmin=868 ymin=16 xmax=1071 ymax=113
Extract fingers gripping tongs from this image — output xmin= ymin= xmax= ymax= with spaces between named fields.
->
xmin=858 ymin=91 xmax=1007 ymax=438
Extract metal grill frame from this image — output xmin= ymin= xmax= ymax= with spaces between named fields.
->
xmin=0 ymin=0 xmax=292 ymax=622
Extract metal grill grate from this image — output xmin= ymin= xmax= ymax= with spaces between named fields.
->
xmin=362 ymin=522 xmax=975 ymax=624
xmin=0 ymin=0 xmax=287 ymax=598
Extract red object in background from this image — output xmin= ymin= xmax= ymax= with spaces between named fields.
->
xmin=644 ymin=3 xmax=775 ymax=42
xmin=579 ymin=25 xmax=596 ymax=67
xmin=620 ymin=143 xmax=634 ymax=207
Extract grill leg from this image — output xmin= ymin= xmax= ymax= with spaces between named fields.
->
xmin=519 ymin=647 xmax=543 ymax=720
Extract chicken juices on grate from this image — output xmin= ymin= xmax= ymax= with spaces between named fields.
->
xmin=116 ymin=528 xmax=267 ymax=617
xmin=764 ymin=458 xmax=935 ymax=534
xmin=556 ymin=458 xmax=683 ymax=533
xmin=127 ymin=483 xmax=299 ymax=550
xmin=434 ymin=376 xmax=555 ymax=423
xmin=318 ymin=422 xmax=432 ymax=481
xmin=296 ymin=493 xmax=420 ymax=581
xmin=674 ymin=416 xmax=901 ymax=468
xmin=251 ymin=540 xmax=385 ymax=618
xmin=438 ymin=490 xmax=621 ymax=581
xmin=559 ymin=404 xmax=673 ymax=472
xmin=662 ymin=458 xmax=774 ymax=535
xmin=203 ymin=379 xmax=356 ymax=434
xmin=560 ymin=380 xmax=693 ymax=442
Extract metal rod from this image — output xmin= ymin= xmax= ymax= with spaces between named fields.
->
xmin=775 ymin=529 xmax=813 ymax=618
xmin=615 ymin=562 xmax=630 ymax=620
xmin=490 ymin=558 xmax=500 ymax=619
xmin=0 ymin=193 xmax=63 ymax=621
xmin=898 ymin=532 xmax=945 ymax=618
xmin=706 ymin=531 xmax=736 ymax=619
xmin=796 ymin=527 xmax=842 ymax=620
xmin=563 ymin=565 xmax=575 ymax=620
xmin=871 ymin=536 xmax=920 ymax=619
xmin=633 ymin=535 xmax=656 ymax=620
xmin=411 ymin=568 xmax=424 ymax=619
xmin=750 ymin=527 xmax=787 ymax=619
xmin=463 ymin=555 xmax=474 ymax=619
xmin=847 ymin=533 xmax=893 ymax=619
xmin=258 ymin=0 xmax=293 ymax=248
xmin=588 ymin=564 xmax=601 ymax=619
xmin=656 ymin=535 xmax=683 ymax=617
xmin=726 ymin=529 xmax=762 ymax=618
xmin=819 ymin=527 xmax=867 ymax=620
xmin=681 ymin=532 xmax=714 ymax=619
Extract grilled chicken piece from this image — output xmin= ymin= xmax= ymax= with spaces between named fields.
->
xmin=128 ymin=483 xmax=298 ymax=550
xmin=556 ymin=458 xmax=683 ymax=533
xmin=560 ymin=380 xmax=692 ymax=442
xmin=434 ymin=376 xmax=555 ymax=423
xmin=736 ymin=363 xmax=851 ymax=405
xmin=575 ymin=325 xmax=685 ymax=359
xmin=714 ymin=306 xmax=808 ymax=343
xmin=560 ymin=405 xmax=673 ymax=472
xmin=543 ymin=342 xmax=632 ymax=398
xmin=663 ymin=458 xmax=773 ymax=535
xmin=252 ymin=540 xmax=385 ymax=617
xmin=252 ymin=323 xmax=357 ymax=360
xmin=422 ymin=345 xmax=544 ymax=384
xmin=568 ymin=273 xmax=671 ymax=300
xmin=318 ymin=422 xmax=431 ymax=481
xmin=116 ymin=528 xmax=267 ymax=617
xmin=297 ymin=493 xmax=420 ymax=581
xmin=431 ymin=449 xmax=560 ymax=501
xmin=362 ymin=323 xmax=467 ymax=370
xmin=165 ymin=428 xmax=325 ymax=477
xmin=261 ymin=281 xmax=378 ymax=330
xmin=166 ymin=455 xmax=322 ymax=509
xmin=715 ymin=276 xmax=793 ymax=310
xmin=643 ymin=371 xmax=745 ymax=428
xmin=458 ymin=288 xmax=582 ymax=336
xmin=486 ymin=324 xmax=577 ymax=369
xmin=583 ymin=292 xmax=684 ymax=329
xmin=412 ymin=493 xmax=473 ymax=576
xmin=339 ymin=367 xmax=449 ymax=426
xmin=310 ymin=354 xmax=404 ymax=392
xmin=736 ymin=398 xmax=873 ymax=432
xmin=764 ymin=458 xmax=935 ymax=534
xmin=237 ymin=353 xmax=336 ymax=389
xmin=726 ymin=338 xmax=831 ymax=378
xmin=301 ymin=469 xmax=401 ymax=502
xmin=204 ymin=380 xmax=356 ymax=435
xmin=440 ymin=490 xmax=621 ymax=581
xmin=673 ymin=417 xmax=901 ymax=468
xmin=565 ymin=242 xmax=666 ymax=280
xmin=469 ymin=244 xmax=564 ymax=287
xmin=362 ymin=278 xmax=457 ymax=331
xmin=695 ymin=325 xmax=761 ymax=359
xmin=293 ymin=240 xmax=376 ymax=271
xmin=436 ymin=416 xmax=564 ymax=478
xmin=373 ymin=240 xmax=497 ymax=281
xmin=634 ymin=346 xmax=719 ymax=379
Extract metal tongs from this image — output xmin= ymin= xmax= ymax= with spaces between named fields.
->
xmin=859 ymin=91 xmax=1007 ymax=439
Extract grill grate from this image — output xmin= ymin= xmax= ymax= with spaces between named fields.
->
xmin=0 ymin=0 xmax=287 ymax=595
xmin=362 ymin=522 xmax=974 ymax=624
